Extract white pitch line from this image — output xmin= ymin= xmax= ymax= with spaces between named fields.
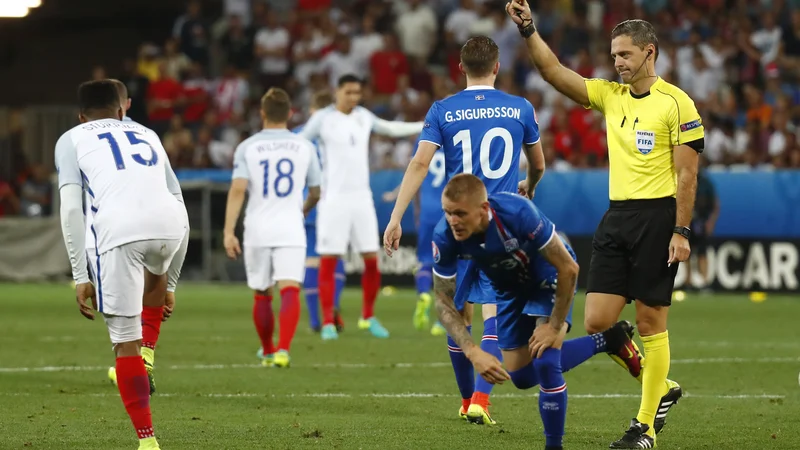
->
xmin=1 ymin=392 xmax=785 ymax=400
xmin=1 ymin=356 xmax=798 ymax=374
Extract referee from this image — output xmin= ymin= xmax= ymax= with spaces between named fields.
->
xmin=507 ymin=2 xmax=703 ymax=448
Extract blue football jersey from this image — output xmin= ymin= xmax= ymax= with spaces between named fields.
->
xmin=418 ymin=146 xmax=446 ymax=226
xmin=418 ymin=87 xmax=539 ymax=195
xmin=293 ymin=124 xmax=321 ymax=226
xmin=432 ymin=192 xmax=563 ymax=301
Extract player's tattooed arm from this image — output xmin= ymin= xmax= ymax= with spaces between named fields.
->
xmin=539 ymin=234 xmax=579 ymax=330
xmin=434 ymin=274 xmax=474 ymax=353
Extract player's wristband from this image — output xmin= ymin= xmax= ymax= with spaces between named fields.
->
xmin=518 ymin=18 xmax=536 ymax=38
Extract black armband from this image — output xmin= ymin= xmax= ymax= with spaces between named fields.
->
xmin=518 ymin=17 xmax=536 ymax=38
xmin=684 ymin=138 xmax=704 ymax=153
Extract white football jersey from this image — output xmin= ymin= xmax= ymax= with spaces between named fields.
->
xmin=82 ymin=117 xmax=184 ymax=250
xmin=232 ymin=129 xmax=321 ymax=247
xmin=299 ymin=106 xmax=377 ymax=197
xmin=56 ymin=118 xmax=186 ymax=254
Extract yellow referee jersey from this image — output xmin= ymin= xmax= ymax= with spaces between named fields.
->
xmin=585 ymin=77 xmax=704 ymax=201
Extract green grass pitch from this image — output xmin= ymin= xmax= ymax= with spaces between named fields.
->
xmin=1 ymin=282 xmax=798 ymax=449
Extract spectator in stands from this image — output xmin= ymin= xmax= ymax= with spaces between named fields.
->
xmin=687 ymin=158 xmax=719 ymax=290
xmin=18 ymin=164 xmax=51 ymax=217
xmin=212 ymin=65 xmax=250 ymax=124
xmin=182 ymin=62 xmax=211 ymax=131
xmin=444 ymin=0 xmax=479 ymax=45
xmin=254 ymin=9 xmax=291 ymax=90
xmin=0 ymin=178 xmax=19 ymax=217
xmin=173 ymin=0 xmax=210 ymax=67
xmin=119 ymin=58 xmax=150 ymax=126
xmin=351 ymin=16 xmax=384 ymax=77
xmin=220 ymin=15 xmax=255 ymax=72
xmin=163 ymin=115 xmax=195 ymax=166
xmin=369 ymin=33 xmax=408 ymax=99
xmin=163 ymin=38 xmax=191 ymax=81
xmin=395 ymin=0 xmax=438 ymax=62
xmin=147 ymin=62 xmax=184 ymax=137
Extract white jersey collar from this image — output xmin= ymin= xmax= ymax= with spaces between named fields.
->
xmin=464 ymin=85 xmax=495 ymax=91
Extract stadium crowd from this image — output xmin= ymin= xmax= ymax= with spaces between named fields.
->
xmin=2 ymin=0 xmax=800 ymax=218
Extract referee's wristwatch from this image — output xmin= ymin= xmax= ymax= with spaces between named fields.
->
xmin=673 ymin=226 xmax=691 ymax=240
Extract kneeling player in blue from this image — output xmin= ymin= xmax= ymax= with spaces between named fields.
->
xmin=431 ymin=174 xmax=642 ymax=450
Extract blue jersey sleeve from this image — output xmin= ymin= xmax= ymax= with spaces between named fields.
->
xmin=523 ymin=99 xmax=541 ymax=145
xmin=431 ymin=220 xmax=458 ymax=278
xmin=496 ymin=193 xmax=554 ymax=250
xmin=418 ymin=102 xmax=443 ymax=148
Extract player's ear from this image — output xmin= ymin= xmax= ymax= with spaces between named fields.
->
xmin=287 ymin=109 xmax=294 ymax=122
xmin=78 ymin=113 xmax=87 ymax=124
xmin=126 ymin=98 xmax=132 ymax=111
xmin=458 ymin=62 xmax=466 ymax=75
xmin=259 ymin=109 xmax=266 ymax=122
xmin=493 ymin=61 xmax=500 ymax=75
xmin=116 ymin=107 xmax=124 ymax=120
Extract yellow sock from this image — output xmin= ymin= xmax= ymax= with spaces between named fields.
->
xmin=141 ymin=347 xmax=155 ymax=367
xmin=636 ymin=331 xmax=670 ymax=438
xmin=608 ymin=340 xmax=645 ymax=383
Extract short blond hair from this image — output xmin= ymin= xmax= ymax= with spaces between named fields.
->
xmin=442 ymin=173 xmax=487 ymax=203
xmin=310 ymin=90 xmax=333 ymax=110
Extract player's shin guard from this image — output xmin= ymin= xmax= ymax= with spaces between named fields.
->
xmin=534 ymin=348 xmax=567 ymax=449
xmin=253 ymin=293 xmax=275 ymax=355
xmin=318 ymin=257 xmax=338 ymax=326
xmin=278 ymin=286 xmax=301 ymax=352
xmin=141 ymin=306 xmax=163 ymax=351
xmin=334 ymin=259 xmax=346 ymax=310
xmin=361 ymin=257 xmax=380 ymax=319
xmin=472 ymin=318 xmax=501 ymax=407
xmin=303 ymin=267 xmax=321 ymax=330
xmin=447 ymin=326 xmax=474 ymax=408
xmin=636 ymin=331 xmax=670 ymax=438
xmin=116 ymin=355 xmax=155 ymax=440
xmin=415 ymin=263 xmax=433 ymax=295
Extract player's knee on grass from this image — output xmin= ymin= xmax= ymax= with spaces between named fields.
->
xmin=105 ymin=315 xmax=142 ymax=357
xmin=633 ymin=301 xmax=668 ymax=336
xmin=481 ymin=303 xmax=496 ymax=320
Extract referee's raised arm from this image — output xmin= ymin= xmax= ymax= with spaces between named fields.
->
xmin=505 ymin=0 xmax=589 ymax=107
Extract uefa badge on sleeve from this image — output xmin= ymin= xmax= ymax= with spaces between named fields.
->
xmin=432 ymin=241 xmax=441 ymax=263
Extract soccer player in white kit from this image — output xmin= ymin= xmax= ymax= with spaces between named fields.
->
xmin=300 ymin=74 xmax=424 ymax=341
xmin=223 ymin=88 xmax=322 ymax=368
xmin=99 ymin=79 xmax=190 ymax=394
xmin=56 ymin=80 xmax=186 ymax=450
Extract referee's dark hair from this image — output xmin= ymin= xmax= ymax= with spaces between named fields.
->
xmin=611 ymin=19 xmax=659 ymax=60
xmin=77 ymin=80 xmax=122 ymax=117
xmin=337 ymin=74 xmax=362 ymax=87
xmin=460 ymin=36 xmax=500 ymax=78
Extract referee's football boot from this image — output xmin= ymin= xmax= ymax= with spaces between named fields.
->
xmin=654 ymin=379 xmax=683 ymax=434
xmin=609 ymin=419 xmax=655 ymax=449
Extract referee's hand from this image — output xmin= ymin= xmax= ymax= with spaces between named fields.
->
xmin=668 ymin=234 xmax=691 ymax=266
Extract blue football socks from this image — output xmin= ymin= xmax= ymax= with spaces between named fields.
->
xmin=334 ymin=259 xmax=345 ymax=310
xmin=447 ymin=325 xmax=474 ymax=401
xmin=303 ymin=266 xmax=320 ymax=330
xmin=474 ymin=317 xmax=502 ymax=395
xmin=415 ymin=263 xmax=433 ymax=295
xmin=560 ymin=332 xmax=607 ymax=373
xmin=535 ymin=348 xmax=567 ymax=449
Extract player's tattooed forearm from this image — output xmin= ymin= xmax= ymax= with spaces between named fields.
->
xmin=433 ymin=275 xmax=472 ymax=351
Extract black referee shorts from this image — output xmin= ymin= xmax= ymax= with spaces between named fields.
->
xmin=586 ymin=197 xmax=678 ymax=307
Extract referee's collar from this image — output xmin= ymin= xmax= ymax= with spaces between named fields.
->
xmin=629 ymin=77 xmax=663 ymax=99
